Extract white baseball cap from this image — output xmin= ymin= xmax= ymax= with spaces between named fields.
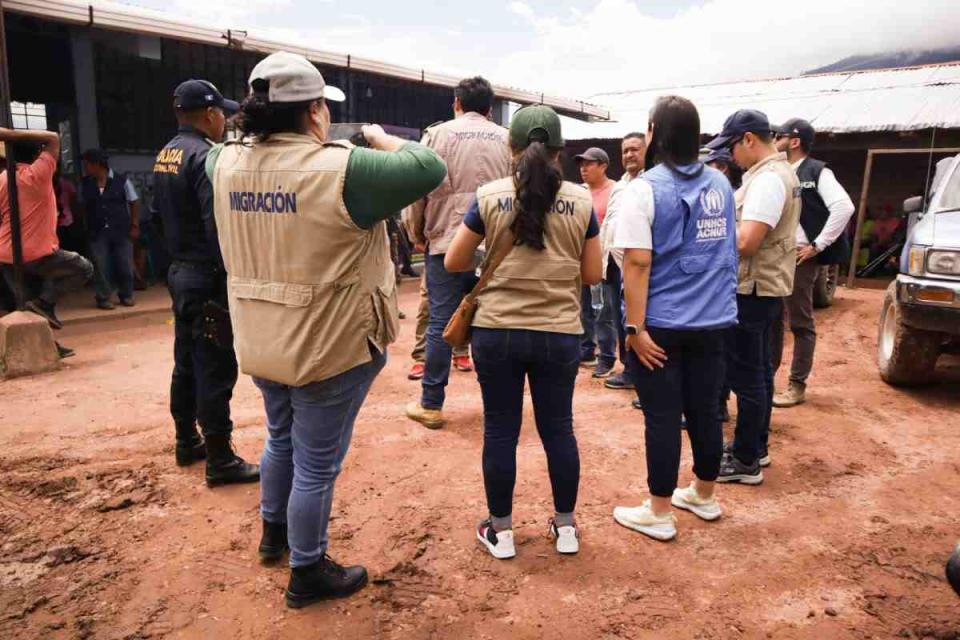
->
xmin=249 ymin=51 xmax=346 ymax=103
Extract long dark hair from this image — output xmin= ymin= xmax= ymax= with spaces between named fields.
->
xmin=644 ymin=95 xmax=703 ymax=179
xmin=236 ymin=79 xmax=314 ymax=140
xmin=510 ymin=135 xmax=562 ymax=251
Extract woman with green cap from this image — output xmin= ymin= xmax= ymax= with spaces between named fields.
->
xmin=444 ymin=105 xmax=602 ymax=559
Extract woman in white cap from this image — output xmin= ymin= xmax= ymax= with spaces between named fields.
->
xmin=444 ymin=105 xmax=602 ymax=559
xmin=207 ymin=51 xmax=446 ymax=608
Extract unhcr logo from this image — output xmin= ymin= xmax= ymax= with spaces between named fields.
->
xmin=229 ymin=188 xmax=298 ymax=214
xmin=700 ymin=188 xmax=726 ymax=218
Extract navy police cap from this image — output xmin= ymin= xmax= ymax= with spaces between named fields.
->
xmin=174 ymin=79 xmax=239 ymax=114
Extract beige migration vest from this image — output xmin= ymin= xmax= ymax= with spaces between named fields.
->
xmin=212 ymin=133 xmax=398 ymax=387
xmin=473 ymin=178 xmax=593 ymax=335
xmin=735 ymin=152 xmax=801 ymax=297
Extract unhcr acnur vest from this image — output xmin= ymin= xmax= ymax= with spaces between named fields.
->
xmin=212 ymin=132 xmax=398 ymax=387
xmin=473 ymin=178 xmax=593 ymax=334
xmin=735 ymin=152 xmax=801 ymax=297
xmin=643 ymin=163 xmax=738 ymax=330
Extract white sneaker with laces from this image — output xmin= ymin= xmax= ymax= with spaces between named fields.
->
xmin=671 ymin=482 xmax=722 ymax=521
xmin=613 ymin=500 xmax=677 ymax=541
xmin=550 ymin=520 xmax=579 ymax=554
xmin=476 ymin=520 xmax=516 ymax=559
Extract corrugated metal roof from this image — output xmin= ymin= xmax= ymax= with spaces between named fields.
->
xmin=562 ymin=63 xmax=960 ymax=140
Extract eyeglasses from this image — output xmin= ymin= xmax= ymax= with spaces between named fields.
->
xmin=728 ymin=136 xmax=744 ymax=153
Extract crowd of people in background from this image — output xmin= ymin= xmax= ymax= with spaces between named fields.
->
xmin=0 ymin=52 xmax=860 ymax=610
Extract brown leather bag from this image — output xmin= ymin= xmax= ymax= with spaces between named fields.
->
xmin=442 ymin=230 xmax=516 ymax=349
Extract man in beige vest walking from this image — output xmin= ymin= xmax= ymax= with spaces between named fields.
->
xmin=706 ymin=110 xmax=800 ymax=485
xmin=405 ymin=77 xmax=511 ymax=429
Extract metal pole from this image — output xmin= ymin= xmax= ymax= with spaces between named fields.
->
xmin=846 ymin=150 xmax=875 ymax=289
xmin=0 ymin=0 xmax=25 ymax=309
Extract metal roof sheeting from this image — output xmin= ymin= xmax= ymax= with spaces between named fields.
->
xmin=561 ymin=63 xmax=960 ymax=140
xmin=5 ymin=0 xmax=612 ymax=122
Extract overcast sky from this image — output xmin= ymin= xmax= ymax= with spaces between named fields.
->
xmin=121 ymin=0 xmax=960 ymax=100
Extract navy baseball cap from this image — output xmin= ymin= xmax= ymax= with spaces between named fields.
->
xmin=776 ymin=118 xmax=816 ymax=148
xmin=700 ymin=147 xmax=732 ymax=165
xmin=174 ymin=79 xmax=240 ymax=114
xmin=706 ymin=109 xmax=774 ymax=150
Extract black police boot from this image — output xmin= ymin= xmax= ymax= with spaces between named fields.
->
xmin=204 ymin=433 xmax=260 ymax=487
xmin=175 ymin=422 xmax=206 ymax=467
xmin=285 ymin=555 xmax=368 ymax=608
xmin=259 ymin=520 xmax=289 ymax=563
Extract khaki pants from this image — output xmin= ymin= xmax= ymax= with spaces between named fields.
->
xmin=411 ymin=270 xmax=467 ymax=362
xmin=771 ymin=258 xmax=818 ymax=385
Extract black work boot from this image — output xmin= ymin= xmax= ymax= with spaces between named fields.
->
xmin=285 ymin=555 xmax=368 ymax=608
xmin=259 ymin=520 xmax=289 ymax=563
xmin=204 ymin=433 xmax=260 ymax=487
xmin=174 ymin=423 xmax=206 ymax=467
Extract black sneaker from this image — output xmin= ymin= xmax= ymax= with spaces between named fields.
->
xmin=722 ymin=442 xmax=770 ymax=468
xmin=580 ymin=356 xmax=598 ymax=369
xmin=259 ymin=520 xmax=289 ymax=563
xmin=119 ymin=297 xmax=136 ymax=307
xmin=96 ymin=298 xmax=115 ymax=310
xmin=285 ymin=555 xmax=368 ymax=608
xmin=25 ymin=299 xmax=63 ymax=330
xmin=592 ymin=362 xmax=615 ymax=379
xmin=717 ymin=452 xmax=763 ymax=485
xmin=632 ymin=399 xmax=643 ymax=410
xmin=55 ymin=342 xmax=75 ymax=359
xmin=605 ymin=372 xmax=635 ymax=390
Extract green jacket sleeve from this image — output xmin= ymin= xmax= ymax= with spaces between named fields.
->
xmin=205 ymin=143 xmax=223 ymax=182
xmin=343 ymin=142 xmax=447 ymax=229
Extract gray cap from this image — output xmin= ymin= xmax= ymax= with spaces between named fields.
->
xmin=249 ymin=51 xmax=346 ymax=103
xmin=574 ymin=147 xmax=610 ymax=164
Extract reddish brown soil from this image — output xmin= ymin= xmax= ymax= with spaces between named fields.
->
xmin=1 ymin=282 xmax=959 ymax=639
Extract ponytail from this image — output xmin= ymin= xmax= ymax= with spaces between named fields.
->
xmin=511 ymin=140 xmax=562 ymax=251
xmin=236 ymin=79 xmax=314 ymax=141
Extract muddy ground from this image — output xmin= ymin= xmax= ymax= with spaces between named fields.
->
xmin=1 ymin=282 xmax=959 ymax=639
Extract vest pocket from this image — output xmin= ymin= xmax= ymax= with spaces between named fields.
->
xmin=679 ymin=253 xmax=734 ymax=274
xmin=371 ymin=284 xmax=400 ymax=348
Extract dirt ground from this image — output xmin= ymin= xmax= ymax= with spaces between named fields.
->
xmin=1 ymin=280 xmax=959 ymax=640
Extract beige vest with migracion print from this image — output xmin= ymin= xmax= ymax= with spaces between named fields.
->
xmin=212 ymin=132 xmax=398 ymax=386
xmin=735 ymin=151 xmax=801 ymax=297
xmin=473 ymin=178 xmax=593 ymax=335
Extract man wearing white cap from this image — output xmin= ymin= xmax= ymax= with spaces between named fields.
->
xmin=207 ymin=51 xmax=446 ymax=608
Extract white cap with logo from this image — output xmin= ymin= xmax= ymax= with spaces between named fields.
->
xmin=249 ymin=51 xmax=346 ymax=103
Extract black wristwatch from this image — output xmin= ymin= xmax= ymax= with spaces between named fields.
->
xmin=626 ymin=324 xmax=641 ymax=336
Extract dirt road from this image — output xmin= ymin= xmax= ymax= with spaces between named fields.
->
xmin=1 ymin=282 xmax=959 ymax=639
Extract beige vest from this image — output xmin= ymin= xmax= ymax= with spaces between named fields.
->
xmin=473 ymin=178 xmax=593 ymax=335
xmin=422 ymin=113 xmax=511 ymax=255
xmin=735 ymin=152 xmax=801 ymax=297
xmin=212 ymin=133 xmax=398 ymax=386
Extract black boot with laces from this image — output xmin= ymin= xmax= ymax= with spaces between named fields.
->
xmin=285 ymin=554 xmax=368 ymax=608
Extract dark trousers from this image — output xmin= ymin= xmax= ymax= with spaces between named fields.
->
xmin=771 ymin=259 xmax=819 ymax=385
xmin=579 ymin=286 xmax=598 ymax=360
xmin=729 ymin=294 xmax=783 ymax=465
xmin=167 ymin=262 xmax=238 ymax=438
xmin=629 ymin=327 xmax=726 ymax=497
xmin=1 ymin=249 xmax=93 ymax=307
xmin=90 ymin=232 xmax=134 ymax=302
xmin=596 ymin=258 xmax=621 ymax=368
xmin=472 ymin=328 xmax=581 ymax=518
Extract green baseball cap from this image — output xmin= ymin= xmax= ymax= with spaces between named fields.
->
xmin=509 ymin=104 xmax=564 ymax=150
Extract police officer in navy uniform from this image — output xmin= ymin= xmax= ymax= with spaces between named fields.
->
xmin=153 ymin=79 xmax=259 ymax=487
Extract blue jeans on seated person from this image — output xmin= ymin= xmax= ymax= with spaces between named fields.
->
xmin=255 ymin=348 xmax=386 ymax=567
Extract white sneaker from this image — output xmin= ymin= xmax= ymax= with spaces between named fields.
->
xmin=612 ymin=501 xmax=677 ymax=541
xmin=671 ymin=483 xmax=722 ymax=521
xmin=550 ymin=520 xmax=580 ymax=555
xmin=476 ymin=520 xmax=516 ymax=559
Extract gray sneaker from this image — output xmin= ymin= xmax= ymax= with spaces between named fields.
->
xmin=717 ymin=453 xmax=763 ymax=485
xmin=604 ymin=372 xmax=635 ymax=390
xmin=722 ymin=442 xmax=771 ymax=468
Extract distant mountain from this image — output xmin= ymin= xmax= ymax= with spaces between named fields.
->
xmin=805 ymin=46 xmax=960 ymax=74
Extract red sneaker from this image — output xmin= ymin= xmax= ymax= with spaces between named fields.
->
xmin=408 ymin=362 xmax=425 ymax=380
xmin=453 ymin=355 xmax=474 ymax=372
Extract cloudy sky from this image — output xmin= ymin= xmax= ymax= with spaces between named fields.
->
xmin=121 ymin=0 xmax=960 ymax=99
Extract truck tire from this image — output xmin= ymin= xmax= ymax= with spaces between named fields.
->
xmin=813 ymin=265 xmax=839 ymax=309
xmin=877 ymin=282 xmax=943 ymax=386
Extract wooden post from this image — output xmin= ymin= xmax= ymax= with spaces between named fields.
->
xmin=846 ymin=150 xmax=875 ymax=289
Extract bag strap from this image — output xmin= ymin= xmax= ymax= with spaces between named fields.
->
xmin=464 ymin=224 xmax=516 ymax=302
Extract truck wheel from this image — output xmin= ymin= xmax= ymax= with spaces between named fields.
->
xmin=877 ymin=282 xmax=943 ymax=386
xmin=813 ymin=265 xmax=839 ymax=309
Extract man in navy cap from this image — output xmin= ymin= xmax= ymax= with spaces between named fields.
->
xmin=707 ymin=109 xmax=800 ymax=485
xmin=771 ymin=118 xmax=855 ymax=408
xmin=152 ymin=79 xmax=259 ymax=487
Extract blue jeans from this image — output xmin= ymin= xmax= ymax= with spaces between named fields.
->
xmin=729 ymin=294 xmax=783 ymax=465
xmin=421 ymin=253 xmax=476 ymax=410
xmin=255 ymin=349 xmax=386 ymax=567
xmin=598 ymin=257 xmax=626 ymax=368
xmin=580 ymin=286 xmax=597 ymax=361
xmin=472 ymin=328 xmax=581 ymax=518
xmin=89 ymin=232 xmax=134 ymax=302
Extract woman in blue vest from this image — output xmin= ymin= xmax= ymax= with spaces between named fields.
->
xmin=611 ymin=96 xmax=738 ymax=541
